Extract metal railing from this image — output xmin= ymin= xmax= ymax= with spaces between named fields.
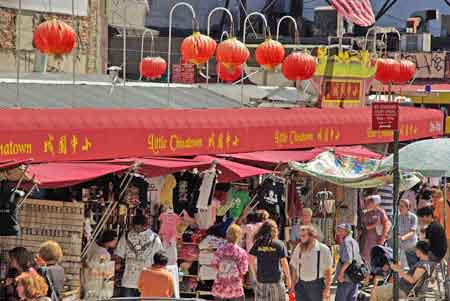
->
xmin=97 ymin=297 xmax=206 ymax=301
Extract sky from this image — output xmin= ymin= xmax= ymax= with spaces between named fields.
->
xmin=302 ymin=0 xmax=450 ymax=36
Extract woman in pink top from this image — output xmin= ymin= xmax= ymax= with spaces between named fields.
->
xmin=212 ymin=224 xmax=248 ymax=300
xmin=239 ymin=209 xmax=270 ymax=252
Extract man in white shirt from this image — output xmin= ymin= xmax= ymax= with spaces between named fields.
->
xmin=115 ymin=211 xmax=163 ymax=297
xmin=290 ymin=225 xmax=333 ymax=301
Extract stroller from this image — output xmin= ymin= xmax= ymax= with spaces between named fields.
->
xmin=370 ymin=245 xmax=394 ymax=286
xmin=358 ymin=245 xmax=394 ymax=301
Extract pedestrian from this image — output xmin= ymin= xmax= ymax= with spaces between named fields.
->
xmin=4 ymin=247 xmax=33 ymax=301
xmin=290 ymin=225 xmax=332 ymax=301
xmin=406 ymin=206 xmax=447 ymax=266
xmin=138 ymin=251 xmax=174 ymax=298
xmin=371 ymin=241 xmax=434 ymax=301
xmin=35 ymin=241 xmax=65 ymax=301
xmin=115 ymin=210 xmax=163 ymax=297
xmin=82 ymin=230 xmax=118 ymax=299
xmin=15 ymin=270 xmax=51 ymax=301
xmin=398 ymin=199 xmax=418 ymax=268
xmin=249 ymin=219 xmax=292 ymax=301
xmin=361 ymin=195 xmax=391 ymax=262
xmin=212 ymin=224 xmax=248 ymax=301
xmin=335 ymin=224 xmax=362 ymax=301
xmin=431 ymin=188 xmax=445 ymax=225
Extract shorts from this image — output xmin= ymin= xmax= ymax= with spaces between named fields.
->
xmin=373 ymin=284 xmax=407 ymax=301
xmin=255 ymin=281 xmax=287 ymax=301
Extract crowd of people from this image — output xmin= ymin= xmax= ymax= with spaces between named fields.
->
xmin=1 ymin=182 xmax=448 ymax=301
xmin=1 ymin=241 xmax=65 ymax=301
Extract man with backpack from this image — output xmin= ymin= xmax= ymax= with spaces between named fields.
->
xmin=335 ymin=224 xmax=364 ymax=301
xmin=115 ymin=211 xmax=163 ymax=297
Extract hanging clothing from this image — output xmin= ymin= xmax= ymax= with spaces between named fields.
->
xmin=160 ymin=175 xmax=177 ymax=209
xmin=287 ymin=181 xmax=303 ymax=219
xmin=146 ymin=176 xmax=164 ymax=204
xmin=229 ymin=190 xmax=251 ymax=220
xmin=196 ymin=168 xmax=217 ymax=210
xmin=257 ymin=177 xmax=286 ymax=229
xmin=173 ymin=172 xmax=200 ymax=215
xmin=159 ymin=212 xmax=181 ymax=245
xmin=0 ymin=189 xmax=20 ymax=236
xmin=195 ymin=199 xmax=220 ymax=230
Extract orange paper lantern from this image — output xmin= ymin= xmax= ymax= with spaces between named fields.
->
xmin=216 ymin=38 xmax=250 ymax=70
xmin=33 ymin=19 xmax=76 ymax=55
xmin=255 ymin=38 xmax=285 ymax=70
xmin=180 ymin=32 xmax=217 ymax=65
xmin=282 ymin=51 xmax=316 ymax=81
xmin=217 ymin=63 xmax=242 ymax=82
xmin=375 ymin=58 xmax=401 ymax=84
xmin=140 ymin=57 xmax=167 ymax=80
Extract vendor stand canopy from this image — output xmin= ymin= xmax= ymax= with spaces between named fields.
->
xmin=381 ymin=138 xmax=450 ymax=177
xmin=289 ymin=150 xmax=421 ymax=190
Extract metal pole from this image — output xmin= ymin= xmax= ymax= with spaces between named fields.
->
xmin=167 ymin=2 xmax=197 ymax=106
xmin=241 ymin=12 xmax=268 ymax=106
xmin=206 ymin=7 xmax=234 ymax=86
xmin=139 ymin=29 xmax=156 ymax=81
xmin=276 ymin=15 xmax=299 ymax=41
xmin=123 ymin=4 xmax=127 ymax=89
xmin=72 ymin=0 xmax=75 ymax=86
xmin=16 ymin=0 xmax=22 ymax=104
xmin=392 ymin=82 xmax=400 ymax=301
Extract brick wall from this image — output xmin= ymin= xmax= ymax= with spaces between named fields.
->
xmin=0 ymin=0 xmax=101 ymax=74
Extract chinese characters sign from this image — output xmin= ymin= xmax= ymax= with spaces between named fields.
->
xmin=322 ymin=80 xmax=362 ymax=108
xmin=372 ymin=102 xmax=399 ymax=131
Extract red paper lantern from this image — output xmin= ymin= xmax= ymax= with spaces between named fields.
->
xmin=180 ymin=32 xmax=217 ymax=65
xmin=255 ymin=38 xmax=285 ymax=70
xmin=281 ymin=51 xmax=316 ymax=81
xmin=217 ymin=63 xmax=242 ymax=82
xmin=395 ymin=59 xmax=416 ymax=83
xmin=216 ymin=38 xmax=250 ymax=70
xmin=139 ymin=57 xmax=167 ymax=80
xmin=375 ymin=58 xmax=401 ymax=84
xmin=33 ymin=19 xmax=76 ymax=55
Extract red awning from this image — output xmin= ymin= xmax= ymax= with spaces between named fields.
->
xmin=114 ymin=157 xmax=210 ymax=177
xmin=27 ymin=162 xmax=131 ymax=188
xmin=0 ymin=107 xmax=442 ymax=162
xmin=194 ymin=155 xmax=272 ymax=182
xmin=329 ymin=146 xmax=383 ymax=159
xmin=0 ymin=159 xmax=31 ymax=171
xmin=219 ymin=149 xmax=324 ymax=167
xmin=220 ymin=146 xmax=382 ymax=168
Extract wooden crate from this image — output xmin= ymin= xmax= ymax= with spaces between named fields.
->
xmin=0 ymin=199 xmax=84 ymax=291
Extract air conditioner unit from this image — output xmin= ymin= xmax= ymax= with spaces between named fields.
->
xmin=400 ymin=33 xmax=431 ymax=52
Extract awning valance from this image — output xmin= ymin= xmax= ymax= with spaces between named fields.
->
xmin=26 ymin=163 xmax=131 ymax=188
xmin=0 ymin=107 xmax=442 ymax=162
xmin=219 ymin=146 xmax=383 ymax=168
xmin=194 ymin=155 xmax=272 ymax=182
xmin=114 ymin=157 xmax=211 ymax=178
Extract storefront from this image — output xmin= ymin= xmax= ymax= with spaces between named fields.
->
xmin=0 ymin=105 xmax=444 ymax=300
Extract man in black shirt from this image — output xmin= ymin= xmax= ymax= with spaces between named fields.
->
xmin=406 ymin=206 xmax=447 ymax=267
xmin=249 ymin=220 xmax=291 ymax=301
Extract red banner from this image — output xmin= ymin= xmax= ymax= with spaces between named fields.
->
xmin=0 ymin=107 xmax=443 ymax=162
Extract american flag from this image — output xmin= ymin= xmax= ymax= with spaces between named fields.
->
xmin=329 ymin=0 xmax=376 ymax=27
